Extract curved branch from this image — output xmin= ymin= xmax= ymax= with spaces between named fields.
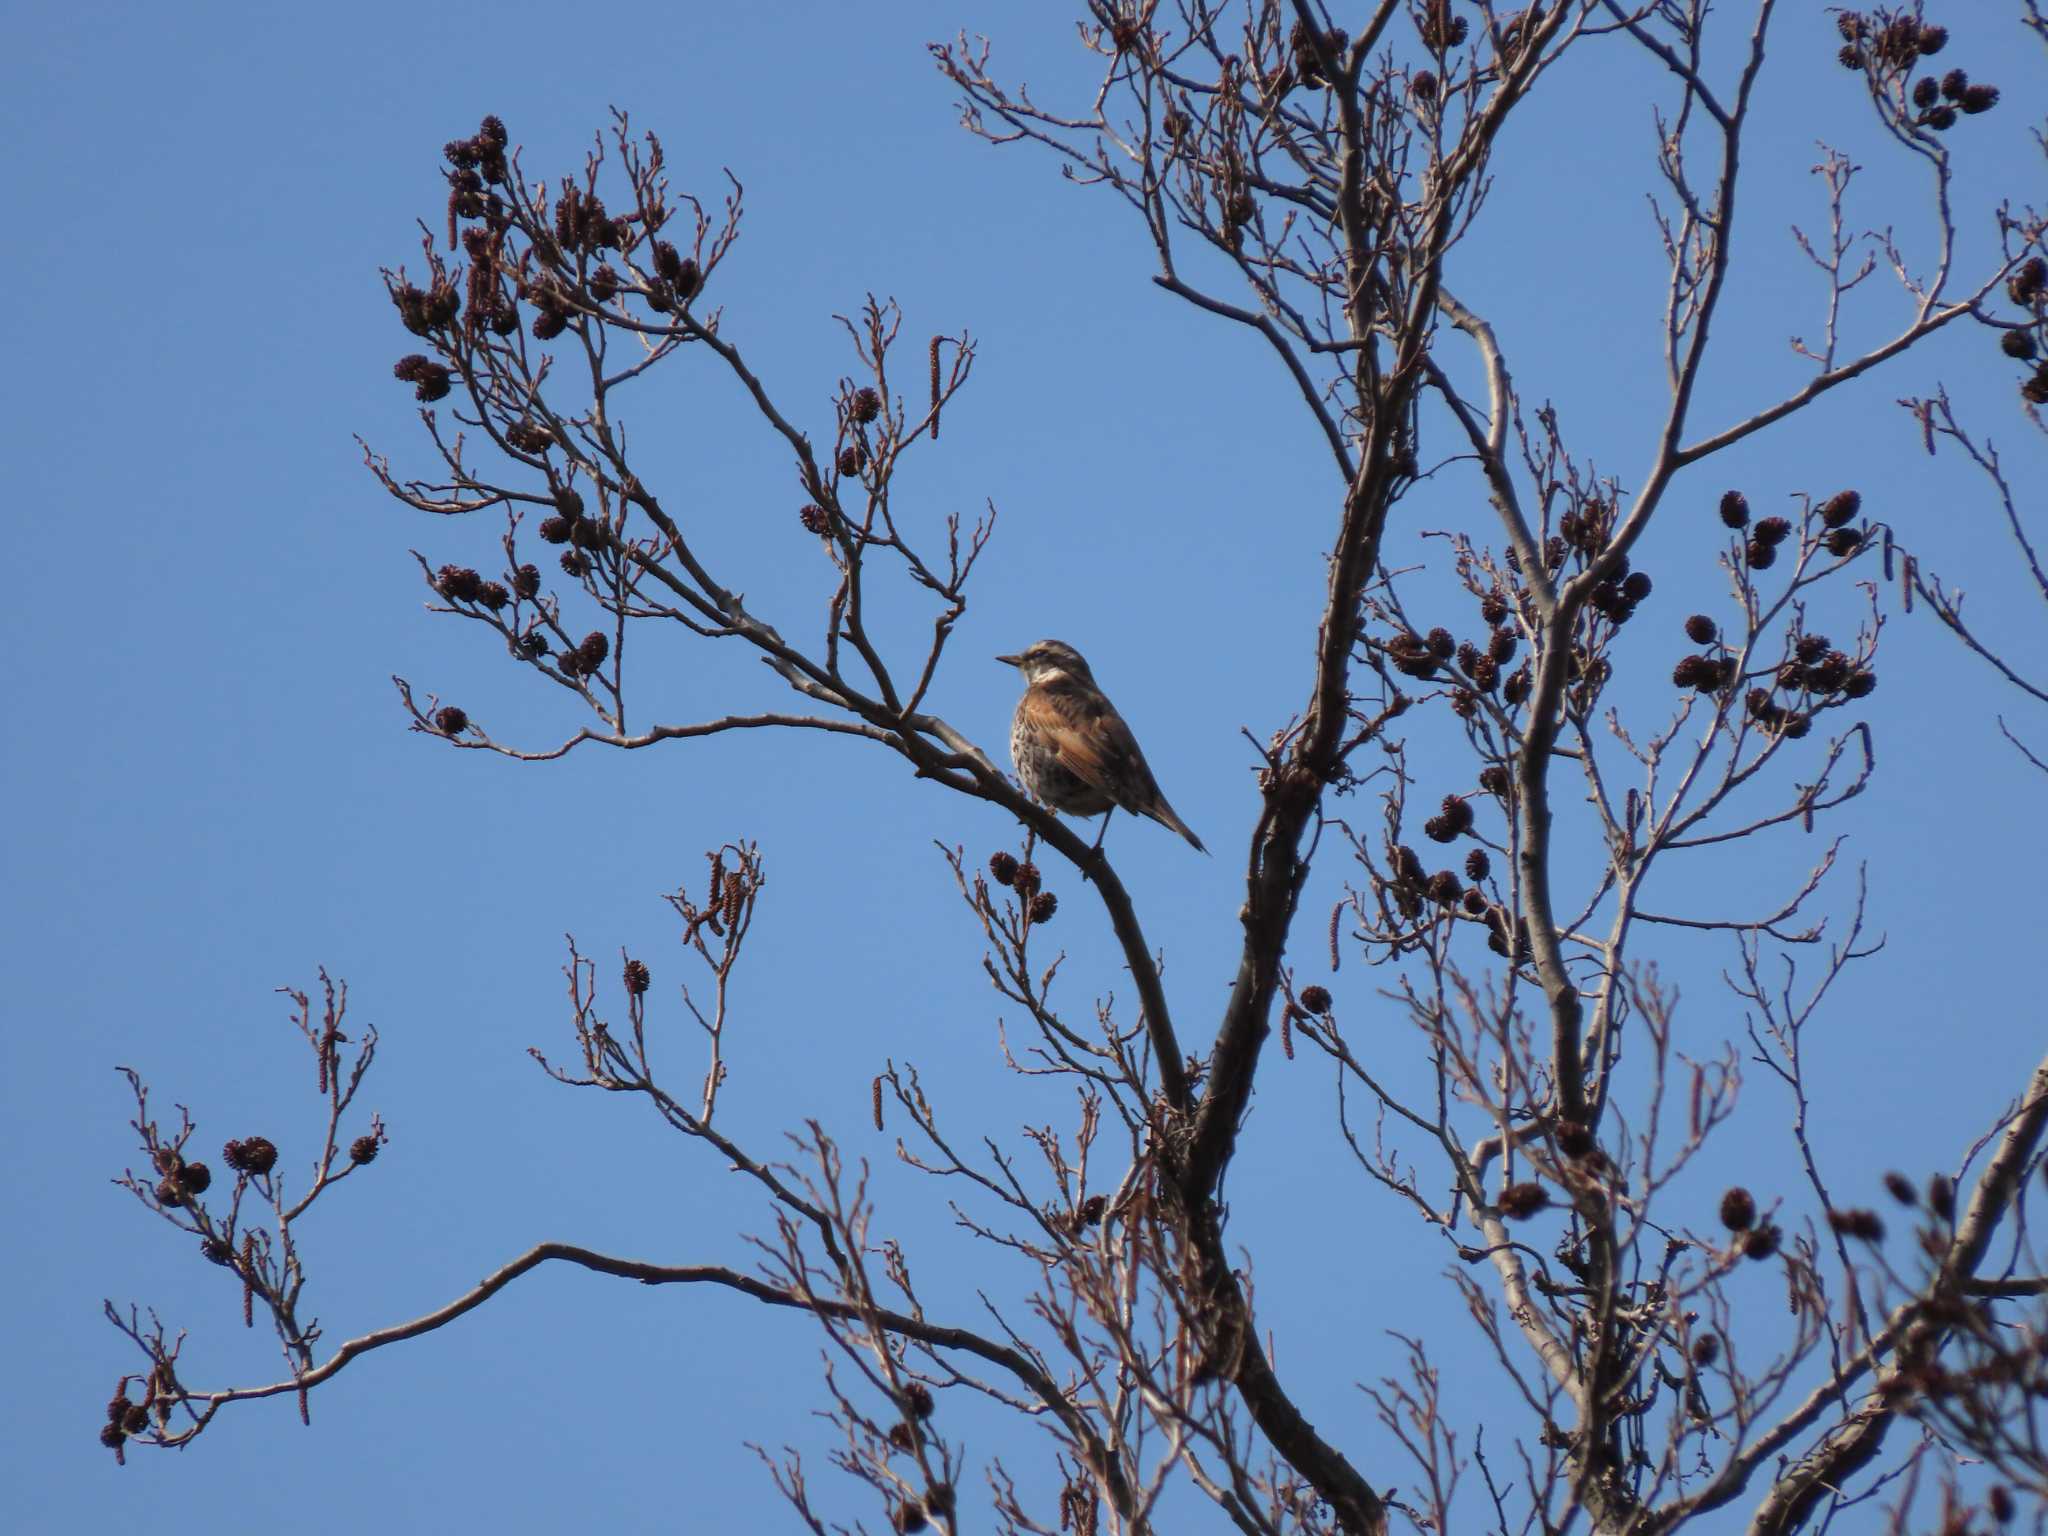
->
xmin=1151 ymin=273 xmax=1356 ymax=481
xmin=1642 ymin=1048 xmax=2048 ymax=1535
xmin=149 ymin=1240 xmax=1131 ymax=1497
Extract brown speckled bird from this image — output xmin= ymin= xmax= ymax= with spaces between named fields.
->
xmin=998 ymin=640 xmax=1206 ymax=853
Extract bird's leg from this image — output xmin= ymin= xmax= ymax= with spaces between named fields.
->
xmin=1091 ymin=808 xmax=1114 ymax=852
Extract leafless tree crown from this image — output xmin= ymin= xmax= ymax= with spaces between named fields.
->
xmin=104 ymin=6 xmax=2048 ymax=1535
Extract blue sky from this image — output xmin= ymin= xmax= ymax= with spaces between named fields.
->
xmin=6 ymin=3 xmax=2044 ymax=1532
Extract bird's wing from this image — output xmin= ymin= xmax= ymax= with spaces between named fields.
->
xmin=1030 ymin=684 xmax=1158 ymax=812
xmin=1030 ymin=683 xmax=1207 ymax=852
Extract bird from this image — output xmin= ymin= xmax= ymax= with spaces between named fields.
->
xmin=996 ymin=639 xmax=1207 ymax=853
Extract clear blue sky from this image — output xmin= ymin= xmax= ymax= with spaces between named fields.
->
xmin=6 ymin=3 xmax=2043 ymax=1531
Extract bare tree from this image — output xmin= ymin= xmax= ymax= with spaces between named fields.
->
xmin=103 ymin=5 xmax=2048 ymax=1534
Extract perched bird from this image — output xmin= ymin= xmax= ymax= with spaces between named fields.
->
xmin=997 ymin=639 xmax=1206 ymax=853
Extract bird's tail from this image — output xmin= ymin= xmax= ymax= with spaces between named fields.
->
xmin=1150 ymin=802 xmax=1208 ymax=854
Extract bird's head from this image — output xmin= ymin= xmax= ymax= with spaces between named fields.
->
xmin=996 ymin=639 xmax=1095 ymax=687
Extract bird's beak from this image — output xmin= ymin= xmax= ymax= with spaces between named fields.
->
xmin=995 ymin=653 xmax=1022 ymax=667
